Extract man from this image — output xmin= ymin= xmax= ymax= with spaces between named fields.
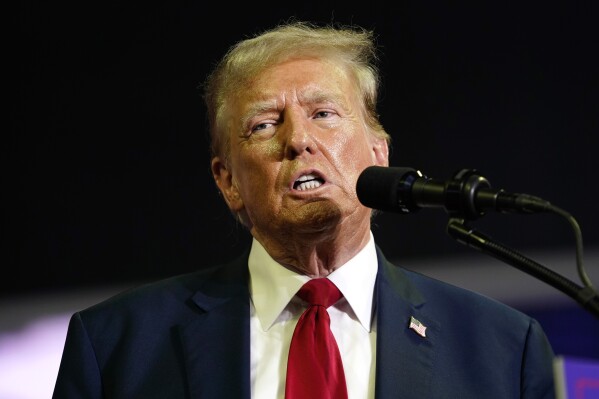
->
xmin=53 ymin=21 xmax=556 ymax=398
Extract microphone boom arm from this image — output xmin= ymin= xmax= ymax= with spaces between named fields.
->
xmin=356 ymin=165 xmax=599 ymax=318
xmin=446 ymin=218 xmax=599 ymax=319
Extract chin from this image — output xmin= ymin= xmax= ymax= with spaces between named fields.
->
xmin=288 ymin=202 xmax=343 ymax=232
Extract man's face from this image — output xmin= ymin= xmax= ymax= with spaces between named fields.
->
xmin=212 ymin=58 xmax=388 ymax=239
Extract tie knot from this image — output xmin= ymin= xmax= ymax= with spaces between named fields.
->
xmin=297 ymin=279 xmax=342 ymax=308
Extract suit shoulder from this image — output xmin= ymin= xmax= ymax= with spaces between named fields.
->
xmin=79 ymin=255 xmax=248 ymax=322
xmin=396 ymin=263 xmax=536 ymax=329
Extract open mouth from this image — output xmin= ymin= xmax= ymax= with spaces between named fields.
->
xmin=293 ymin=173 xmax=325 ymax=191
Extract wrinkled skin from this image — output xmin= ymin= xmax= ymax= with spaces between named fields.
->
xmin=212 ymin=58 xmax=388 ymax=277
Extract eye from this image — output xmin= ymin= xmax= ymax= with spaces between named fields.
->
xmin=253 ymin=122 xmax=272 ymax=132
xmin=246 ymin=121 xmax=277 ymax=139
xmin=314 ymin=110 xmax=332 ymax=119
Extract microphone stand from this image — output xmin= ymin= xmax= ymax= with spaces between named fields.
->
xmin=446 ymin=218 xmax=599 ymax=319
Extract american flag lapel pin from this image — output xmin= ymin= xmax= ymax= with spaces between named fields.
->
xmin=409 ymin=316 xmax=427 ymax=338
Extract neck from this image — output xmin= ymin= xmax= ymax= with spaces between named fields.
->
xmin=252 ymin=221 xmax=372 ymax=278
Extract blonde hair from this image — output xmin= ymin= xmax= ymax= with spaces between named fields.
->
xmin=201 ymin=20 xmax=391 ymax=162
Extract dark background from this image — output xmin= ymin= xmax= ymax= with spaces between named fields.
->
xmin=10 ymin=2 xmax=599 ymax=354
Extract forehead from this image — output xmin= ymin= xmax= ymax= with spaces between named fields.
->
xmin=235 ymin=58 xmax=355 ymax=110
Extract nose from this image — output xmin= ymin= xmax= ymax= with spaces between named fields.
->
xmin=283 ymin=114 xmax=317 ymax=159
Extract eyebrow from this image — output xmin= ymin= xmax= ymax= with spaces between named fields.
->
xmin=302 ymin=88 xmax=345 ymax=107
xmin=238 ymin=87 xmax=348 ymax=128
xmin=239 ymin=100 xmax=279 ymax=130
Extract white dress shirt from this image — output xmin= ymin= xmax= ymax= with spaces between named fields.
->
xmin=249 ymin=232 xmax=378 ymax=399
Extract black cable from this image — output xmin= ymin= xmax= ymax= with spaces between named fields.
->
xmin=547 ymin=204 xmax=595 ymax=290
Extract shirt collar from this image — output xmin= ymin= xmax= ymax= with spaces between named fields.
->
xmin=248 ymin=232 xmax=378 ymax=332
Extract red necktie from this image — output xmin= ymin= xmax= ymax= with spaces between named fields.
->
xmin=285 ymin=278 xmax=348 ymax=399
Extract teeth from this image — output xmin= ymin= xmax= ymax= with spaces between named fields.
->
xmin=296 ymin=180 xmax=322 ymax=191
xmin=297 ymin=173 xmax=317 ymax=182
xmin=294 ymin=173 xmax=323 ymax=191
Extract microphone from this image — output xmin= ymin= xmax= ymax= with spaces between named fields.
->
xmin=356 ymin=166 xmax=552 ymax=220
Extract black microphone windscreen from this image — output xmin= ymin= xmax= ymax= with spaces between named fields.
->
xmin=356 ymin=166 xmax=418 ymax=213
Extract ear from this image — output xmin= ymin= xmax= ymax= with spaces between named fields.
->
xmin=370 ymin=136 xmax=389 ymax=167
xmin=211 ymin=156 xmax=244 ymax=213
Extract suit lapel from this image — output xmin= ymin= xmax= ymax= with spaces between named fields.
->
xmin=177 ymin=256 xmax=252 ymax=399
xmin=374 ymin=248 xmax=439 ymax=399
xmin=172 ymin=246 xmax=438 ymax=398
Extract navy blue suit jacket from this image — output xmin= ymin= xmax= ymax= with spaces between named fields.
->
xmin=53 ymin=246 xmax=556 ymax=398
